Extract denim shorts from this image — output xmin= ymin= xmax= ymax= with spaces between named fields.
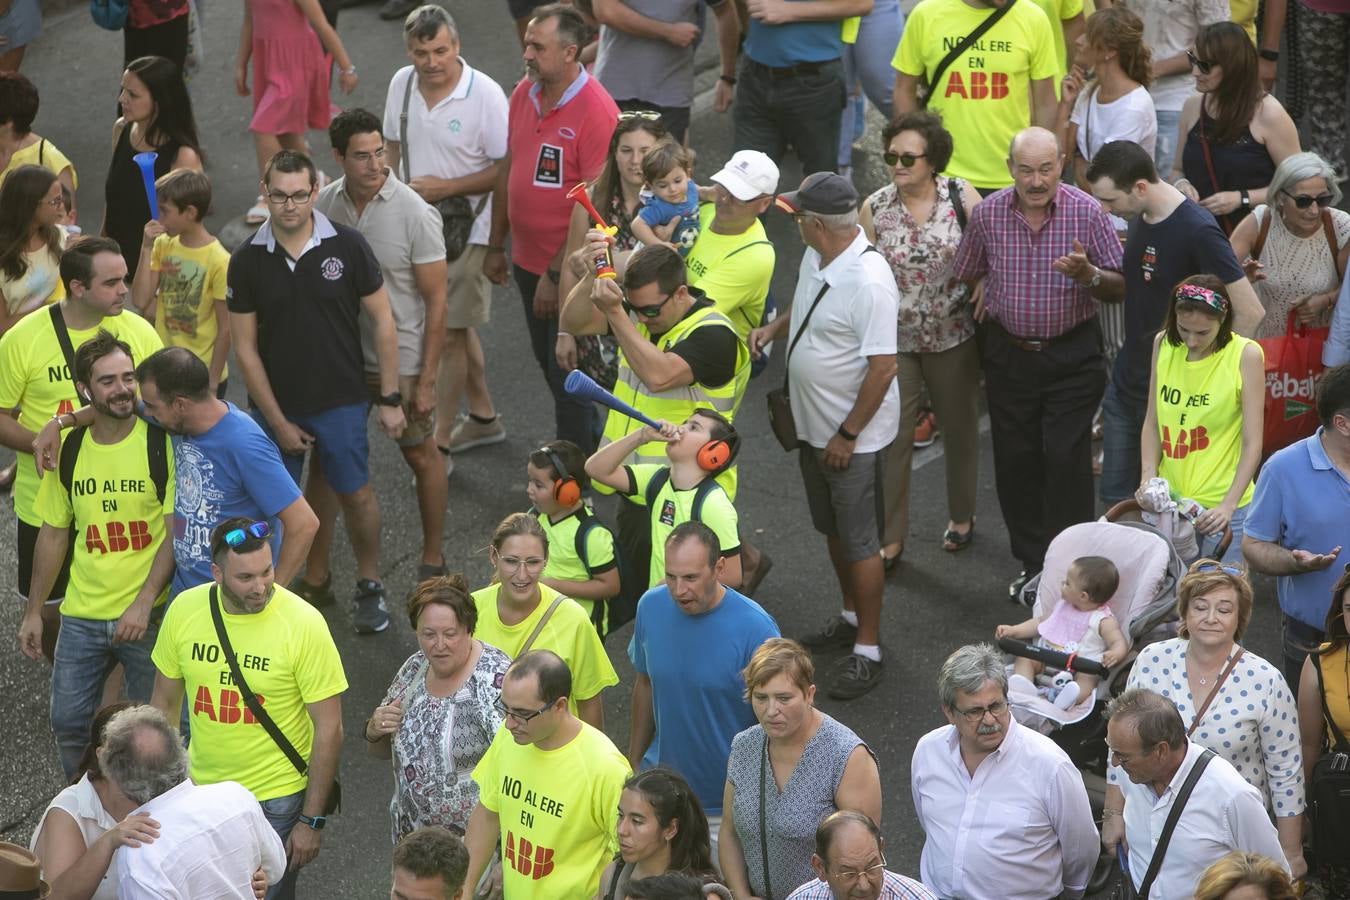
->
xmin=254 ymin=402 xmax=370 ymax=494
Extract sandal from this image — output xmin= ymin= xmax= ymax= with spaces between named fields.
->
xmin=942 ymin=520 xmax=975 ymax=552
xmin=880 ymin=544 xmax=903 ymax=573
xmin=245 ymin=196 xmax=268 ymax=225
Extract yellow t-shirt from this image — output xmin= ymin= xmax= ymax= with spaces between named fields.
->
xmin=537 ymin=508 xmax=616 ymax=631
xmin=1154 ymin=335 xmax=1261 ymax=509
xmin=0 ymin=305 xmax=162 ymax=525
xmin=150 ymin=582 xmax=349 ymax=801
xmin=1231 ymin=0 xmax=1257 ymax=43
xmin=685 ymin=203 xmax=775 ymax=343
xmin=623 ymin=464 xmax=740 ymax=588
xmin=0 ymin=137 xmax=79 ymax=188
xmin=470 ymin=583 xmax=619 ymax=709
xmin=33 ymin=419 xmax=173 ymax=619
xmin=1027 ymin=0 xmax=1084 ymax=95
xmin=149 ymin=235 xmax=230 ymax=381
xmin=472 ymin=721 xmax=629 ymax=899
xmin=893 ymin=0 xmax=1059 ymax=188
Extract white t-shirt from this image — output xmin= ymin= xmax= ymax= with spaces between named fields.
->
xmin=1071 ymin=85 xmax=1157 ymax=161
xmin=382 ymin=61 xmax=509 ymax=247
xmin=1117 ymin=0 xmax=1230 ymax=112
xmin=786 ymin=228 xmax=901 ymax=453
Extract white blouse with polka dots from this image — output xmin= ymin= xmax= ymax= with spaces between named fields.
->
xmin=1108 ymin=638 xmax=1305 ymax=817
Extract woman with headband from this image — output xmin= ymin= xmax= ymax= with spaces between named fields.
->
xmin=1138 ymin=275 xmax=1264 ymax=561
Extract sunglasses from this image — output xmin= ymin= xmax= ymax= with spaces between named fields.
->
xmin=622 ymin=291 xmax=673 ymax=319
xmin=1185 ymin=49 xmax=1214 ymax=75
xmin=1282 ymin=190 xmax=1336 ymax=210
xmin=618 ymin=109 xmax=663 ymax=122
xmin=883 ymin=151 xmax=927 ymax=168
xmin=223 ymin=521 xmax=271 ymax=548
xmin=1193 ymin=562 xmax=1244 ymax=577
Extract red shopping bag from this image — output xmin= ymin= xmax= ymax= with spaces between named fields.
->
xmin=1258 ymin=312 xmax=1327 ymax=457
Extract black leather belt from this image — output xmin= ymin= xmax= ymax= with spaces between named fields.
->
xmin=745 ymin=57 xmax=839 ymax=79
xmin=990 ymin=317 xmax=1090 ymax=352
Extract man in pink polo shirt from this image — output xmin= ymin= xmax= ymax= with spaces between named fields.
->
xmin=494 ymin=3 xmax=617 ymax=453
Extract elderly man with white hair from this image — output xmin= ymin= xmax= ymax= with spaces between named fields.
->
xmin=103 ymin=706 xmax=287 ymax=899
xmin=910 ymin=643 xmax=1097 ymax=900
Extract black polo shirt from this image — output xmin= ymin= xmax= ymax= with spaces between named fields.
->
xmin=226 ymin=212 xmax=383 ymax=417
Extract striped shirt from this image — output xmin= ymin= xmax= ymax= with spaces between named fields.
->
xmin=785 ymin=871 xmax=939 ymax=900
xmin=953 ymin=182 xmax=1123 ymax=340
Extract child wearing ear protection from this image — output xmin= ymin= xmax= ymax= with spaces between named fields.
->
xmin=525 ymin=440 xmax=620 ymax=637
xmin=585 ymin=409 xmax=743 ymax=591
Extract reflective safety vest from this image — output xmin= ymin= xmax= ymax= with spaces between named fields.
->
xmin=596 ymin=303 xmax=750 ymax=498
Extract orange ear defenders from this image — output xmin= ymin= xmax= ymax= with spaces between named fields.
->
xmin=695 ymin=429 xmax=740 ymax=473
xmin=541 ymin=446 xmax=582 ymax=506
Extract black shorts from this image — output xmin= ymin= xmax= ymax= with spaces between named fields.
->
xmin=16 ymin=518 xmax=73 ymax=603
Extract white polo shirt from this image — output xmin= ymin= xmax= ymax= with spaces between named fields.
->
xmin=382 ymin=60 xmax=509 ymax=247
xmin=785 ymin=227 xmax=900 ymax=454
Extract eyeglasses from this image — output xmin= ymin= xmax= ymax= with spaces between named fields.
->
xmin=347 ymin=147 xmax=386 ymax=165
xmin=1185 ymin=49 xmax=1214 ymax=75
xmin=1108 ymin=742 xmax=1157 ymax=766
xmin=43 ymin=195 xmax=66 ymax=209
xmin=1192 ymin=562 xmax=1245 ymax=577
xmin=266 ymin=189 xmax=314 ymax=207
xmin=494 ymin=697 xmax=554 ymax=722
xmin=1282 ymin=190 xmax=1336 ymax=210
xmin=223 ymin=521 xmax=270 ymax=548
xmin=883 ymin=151 xmax=927 ymax=168
xmin=834 ymin=856 xmax=887 ymax=883
xmin=622 ymin=292 xmax=674 ymax=319
xmin=497 ymin=555 xmax=547 ymax=572
xmin=954 ymin=699 xmax=1009 ymax=723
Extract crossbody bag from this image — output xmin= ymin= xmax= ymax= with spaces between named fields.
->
xmin=765 ymin=282 xmax=829 ymax=452
xmin=1112 ymin=748 xmax=1215 ymax=899
xmin=210 ymin=586 xmax=341 ymax=816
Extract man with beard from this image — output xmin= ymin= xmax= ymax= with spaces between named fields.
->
xmin=18 ymin=331 xmax=175 ymax=780
xmin=150 ymin=517 xmax=347 ymax=900
xmin=952 ymin=127 xmax=1124 ymax=601
xmin=910 ymin=643 xmax=1096 ymax=900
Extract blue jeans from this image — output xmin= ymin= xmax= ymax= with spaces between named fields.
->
xmin=839 ymin=0 xmax=904 ymax=168
xmin=260 ymin=789 xmax=305 ymax=900
xmin=1197 ymin=502 xmax=1247 ymax=564
xmin=1100 ymin=380 xmax=1145 ymax=508
xmin=51 ymin=610 xmax=161 ymax=780
xmin=1154 ymin=109 xmax=1183 ymax=179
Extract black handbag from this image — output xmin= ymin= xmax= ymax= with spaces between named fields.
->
xmin=1309 ymin=653 xmax=1350 ymax=867
xmin=399 ymin=72 xmax=488 ymax=262
xmin=1110 ymin=749 xmax=1215 ymax=899
xmin=209 ymin=586 xmax=340 ymax=816
xmin=766 ymin=282 xmax=830 ymax=452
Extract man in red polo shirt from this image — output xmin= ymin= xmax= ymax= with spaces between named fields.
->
xmin=494 ymin=3 xmax=617 ymax=454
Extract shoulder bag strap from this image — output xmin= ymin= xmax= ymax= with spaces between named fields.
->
xmin=400 ymin=71 xmax=414 ymax=184
xmin=759 ymin=735 xmax=774 ymax=900
xmin=1250 ymin=206 xmax=1273 ymax=262
xmin=58 ymin=425 xmax=88 ymax=497
xmin=949 ymin=178 xmax=967 ymax=232
xmin=1194 ymin=103 xmax=1232 ymax=237
xmin=1312 ymin=651 xmax=1350 ymax=751
xmin=920 ymin=0 xmax=1017 ymax=108
xmin=517 ymin=593 xmax=567 ymax=658
xmin=1322 ymin=209 xmax=1344 ymax=281
xmin=49 ymin=306 xmax=89 ymax=408
xmin=1135 ymin=748 xmax=1216 ymax=897
xmin=1187 ymin=648 xmax=1245 ymax=737
xmin=145 ymin=422 xmax=169 ymax=505
xmin=209 ymin=585 xmax=309 ymax=776
xmin=779 ymin=282 xmax=831 ymax=393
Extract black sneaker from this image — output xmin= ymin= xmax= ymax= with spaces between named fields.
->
xmin=353 ymin=579 xmax=390 ymax=634
xmin=797 ymin=615 xmax=858 ymax=652
xmin=1008 ymin=569 xmax=1040 ymax=606
xmin=826 ymin=653 xmax=885 ymax=700
xmin=289 ymin=573 xmax=336 ymax=608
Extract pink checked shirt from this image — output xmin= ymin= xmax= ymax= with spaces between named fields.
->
xmin=952 ymin=183 xmax=1123 ymax=340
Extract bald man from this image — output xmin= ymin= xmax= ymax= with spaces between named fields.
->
xmin=952 ymin=128 xmax=1126 ymax=600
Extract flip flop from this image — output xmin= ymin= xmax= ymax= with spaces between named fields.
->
xmin=942 ymin=520 xmax=975 ymax=552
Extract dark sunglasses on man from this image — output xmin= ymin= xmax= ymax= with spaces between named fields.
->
xmin=622 ymin=292 xmax=673 ymax=320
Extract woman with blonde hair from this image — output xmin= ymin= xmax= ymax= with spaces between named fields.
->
xmin=1193 ymin=851 xmax=1299 ymax=900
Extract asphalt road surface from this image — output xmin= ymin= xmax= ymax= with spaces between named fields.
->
xmin=0 ymin=3 xmax=1291 ymax=897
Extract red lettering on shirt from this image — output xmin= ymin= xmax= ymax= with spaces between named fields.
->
xmin=82 ymin=520 xmax=152 ymax=554
xmin=944 ymin=72 xmax=1011 ymax=100
xmin=1161 ymin=425 xmax=1210 ymax=459
xmin=192 ymin=686 xmax=266 ymax=724
xmin=503 ymin=830 xmax=556 ymax=881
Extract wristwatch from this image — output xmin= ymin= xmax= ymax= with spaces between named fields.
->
xmin=1258 ymin=47 xmax=1279 ymax=61
xmin=378 ymin=391 xmax=403 ymax=408
xmin=297 ymin=813 xmax=327 ymax=830
xmin=1088 ymin=267 xmax=1103 ymax=289
xmin=1240 ymin=189 xmax=1251 ymax=209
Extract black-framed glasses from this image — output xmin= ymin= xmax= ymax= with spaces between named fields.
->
xmin=223 ymin=521 xmax=270 ymax=548
xmin=834 ymin=855 xmax=888 ymax=883
xmin=1185 ymin=49 xmax=1213 ymax=75
xmin=623 ymin=292 xmax=673 ymax=319
xmin=1282 ymin=190 xmax=1336 ymax=210
xmin=494 ymin=697 xmax=553 ymax=723
xmin=883 ymin=151 xmax=927 ymax=168
xmin=265 ymin=189 xmax=314 ymax=207
xmin=954 ymin=699 xmax=1008 ymax=723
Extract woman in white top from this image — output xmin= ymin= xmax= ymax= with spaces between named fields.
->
xmin=1230 ymin=152 xmax=1350 ymax=339
xmin=1057 ymin=6 xmax=1157 ymax=192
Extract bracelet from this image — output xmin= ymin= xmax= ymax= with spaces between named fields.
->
xmin=1258 ymin=47 xmax=1279 ymax=62
xmin=50 ymin=412 xmax=68 ymax=428
xmin=557 ymin=331 xmax=572 ymax=338
xmin=1102 ymin=808 xmax=1123 ymax=818
xmin=719 ymin=74 xmax=737 ymax=86
xmin=341 ymin=65 xmax=357 ymax=76
xmin=836 ymin=425 xmax=858 ymax=442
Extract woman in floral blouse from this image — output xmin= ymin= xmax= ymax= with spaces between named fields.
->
xmin=365 ymin=575 xmax=510 ymax=842
xmin=861 ymin=111 xmax=983 ymax=562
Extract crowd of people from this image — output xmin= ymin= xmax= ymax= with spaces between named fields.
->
xmin=3 ymin=0 xmax=1350 ymax=898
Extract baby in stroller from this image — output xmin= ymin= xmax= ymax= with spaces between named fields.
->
xmin=997 ymin=556 xmax=1130 ymax=710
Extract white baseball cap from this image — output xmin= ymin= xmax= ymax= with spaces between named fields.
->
xmin=711 ymin=150 xmax=780 ymax=201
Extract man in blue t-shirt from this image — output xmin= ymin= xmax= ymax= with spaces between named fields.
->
xmin=628 ymin=522 xmax=779 ymax=838
xmin=1086 ymin=141 xmax=1264 ymax=507
xmin=33 ymin=348 xmax=319 ymax=598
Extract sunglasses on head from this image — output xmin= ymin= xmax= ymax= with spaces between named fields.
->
xmin=223 ymin=521 xmax=270 ymax=548
xmin=1194 ymin=562 xmax=1244 ymax=577
xmin=883 ymin=151 xmax=927 ymax=168
xmin=1185 ymin=49 xmax=1214 ymax=75
xmin=622 ymin=292 xmax=673 ymax=319
xmin=618 ymin=109 xmax=663 ymax=122
xmin=1282 ymin=190 xmax=1336 ymax=210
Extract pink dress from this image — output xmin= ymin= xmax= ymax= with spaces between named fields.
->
xmin=247 ymin=0 xmax=331 ymax=135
